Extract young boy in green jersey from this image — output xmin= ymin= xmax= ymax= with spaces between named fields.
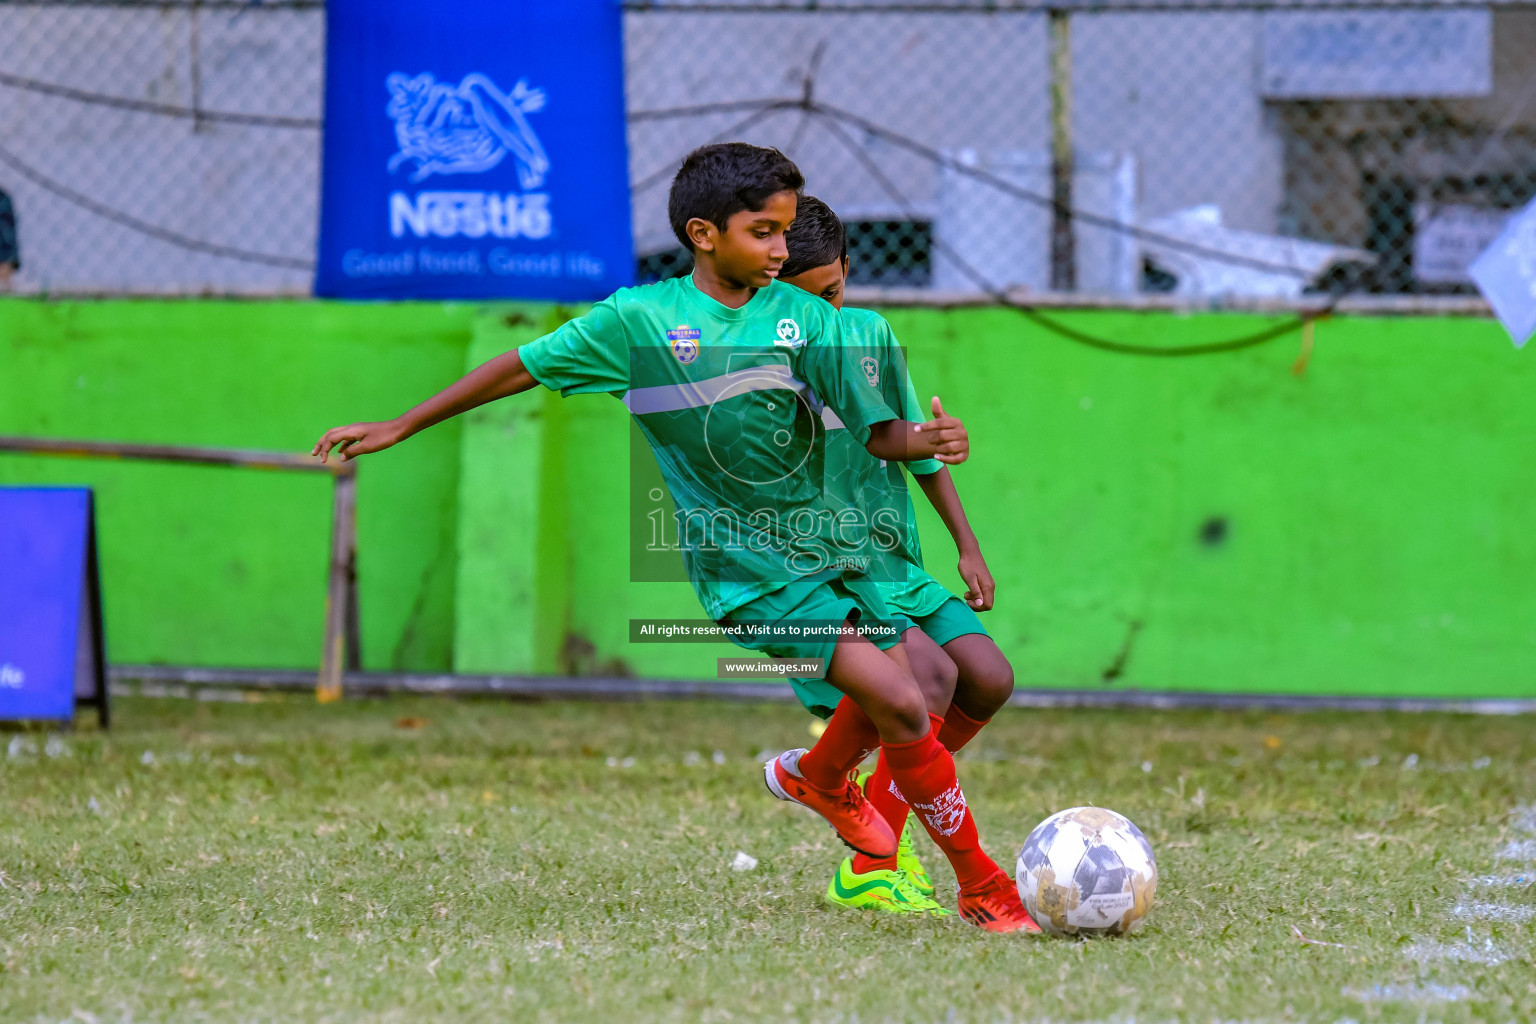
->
xmin=313 ymin=143 xmax=1035 ymax=933
xmin=777 ymin=197 xmax=1034 ymax=929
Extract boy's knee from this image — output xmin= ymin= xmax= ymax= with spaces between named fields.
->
xmin=882 ymin=683 xmax=931 ymax=738
xmin=958 ymin=658 xmax=1014 ymax=717
xmin=915 ymin=653 xmax=958 ymax=713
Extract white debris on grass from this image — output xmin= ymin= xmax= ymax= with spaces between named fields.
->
xmin=1401 ymin=753 xmax=1419 ymax=770
xmin=86 ymin=796 xmax=102 ymax=815
xmin=231 ymin=753 xmax=258 ymax=766
xmin=682 ymin=751 xmax=701 ymax=766
xmin=1511 ymin=805 xmax=1536 ymax=834
xmin=1406 ymin=936 xmax=1512 ymax=966
xmin=1141 ymin=761 xmax=1153 ymax=774
xmin=1452 ymin=899 xmax=1536 ymax=923
xmin=8 ymin=736 xmax=37 ymax=759
xmin=730 ymin=850 xmax=759 ymax=872
xmin=1357 ymin=756 xmax=1379 ymax=768
xmin=1344 ymin=982 xmax=1470 ymax=1003
xmin=523 ymin=937 xmax=565 ymax=963
xmin=1495 ymin=839 xmax=1536 ymax=862
xmin=711 ymin=750 xmax=726 ymax=765
xmin=43 ymin=736 xmax=70 ymax=758
xmin=1472 ymin=756 xmax=1492 ymax=769
xmin=1466 ymin=873 xmax=1531 ymax=888
xmin=139 ymin=750 xmax=155 ymax=765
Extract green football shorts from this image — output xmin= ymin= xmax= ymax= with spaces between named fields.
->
xmin=909 ymin=594 xmax=991 ymax=647
xmin=717 ymin=567 xmax=914 ymax=720
xmin=883 ymin=568 xmax=992 ymax=647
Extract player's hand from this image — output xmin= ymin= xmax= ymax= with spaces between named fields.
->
xmin=914 ymin=396 xmax=968 ymax=465
xmin=312 ymin=420 xmax=406 ymax=463
xmin=958 ymin=548 xmax=996 ymax=611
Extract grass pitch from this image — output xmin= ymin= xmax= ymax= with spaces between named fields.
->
xmin=2 ymin=694 xmax=1534 ymax=1023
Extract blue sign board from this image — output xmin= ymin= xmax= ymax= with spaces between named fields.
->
xmin=316 ymin=0 xmax=635 ymax=301
xmin=1469 ymin=196 xmax=1536 ymax=348
xmin=0 ymin=487 xmax=109 ymax=723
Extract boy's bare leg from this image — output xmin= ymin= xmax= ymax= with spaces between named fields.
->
xmin=804 ymin=626 xmax=956 ymax=795
xmin=792 ymin=622 xmax=926 ymax=790
xmin=770 ymin=620 xmax=1035 ymax=929
xmin=763 ymin=618 xmax=918 ymax=859
xmin=902 ymin=627 xmax=959 ymax=716
xmin=860 ymin=633 xmax=1014 ymax=855
xmin=943 ymin=633 xmax=1014 ymax=723
xmin=815 ymin=627 xmax=1008 ymax=898
xmin=856 ymin=628 xmax=960 ymax=873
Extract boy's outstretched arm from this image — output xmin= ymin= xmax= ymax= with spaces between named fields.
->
xmin=313 ymin=350 xmax=539 ymax=463
xmin=864 ymin=396 xmax=968 ymax=465
xmin=913 ymin=464 xmax=996 ymax=612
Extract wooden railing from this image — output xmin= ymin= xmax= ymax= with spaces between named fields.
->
xmin=0 ymin=435 xmax=359 ymax=702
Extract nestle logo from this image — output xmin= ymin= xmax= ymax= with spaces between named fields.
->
xmin=666 ymin=326 xmax=701 ymax=342
xmin=0 ymin=663 xmax=24 ymax=689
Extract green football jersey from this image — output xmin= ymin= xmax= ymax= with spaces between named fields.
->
xmin=518 ymin=274 xmax=899 ymax=619
xmin=807 ymin=307 xmax=949 ymax=618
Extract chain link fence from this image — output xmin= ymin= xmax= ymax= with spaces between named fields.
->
xmin=0 ymin=0 xmax=322 ymax=294
xmin=0 ymin=1 xmax=1529 ymax=301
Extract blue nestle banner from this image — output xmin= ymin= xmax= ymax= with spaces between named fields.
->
xmin=315 ymin=0 xmax=635 ymax=301
xmin=0 ymin=488 xmax=105 ymax=722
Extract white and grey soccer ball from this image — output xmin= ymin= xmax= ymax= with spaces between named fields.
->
xmin=1016 ymin=806 xmax=1157 ymax=937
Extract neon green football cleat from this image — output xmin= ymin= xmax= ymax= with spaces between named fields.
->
xmin=825 ymin=857 xmax=952 ymax=916
xmin=856 ymin=771 xmax=936 ymax=899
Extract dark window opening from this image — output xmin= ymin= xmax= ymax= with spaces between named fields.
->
xmin=636 ymin=246 xmax=692 ymax=285
xmin=846 ymin=219 xmax=931 ymax=288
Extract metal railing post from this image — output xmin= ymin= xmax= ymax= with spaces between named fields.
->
xmin=1049 ymin=7 xmax=1076 ymax=292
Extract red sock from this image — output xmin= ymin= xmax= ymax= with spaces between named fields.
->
xmin=851 ymin=713 xmax=944 ymax=874
xmin=795 ymin=697 xmax=879 ymax=790
xmin=879 ymin=729 xmax=1000 ymax=891
xmin=936 ymin=705 xmax=990 ymax=753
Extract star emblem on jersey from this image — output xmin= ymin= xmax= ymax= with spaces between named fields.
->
xmin=860 ymin=355 xmax=880 ymax=387
xmin=666 ymin=324 xmax=701 ymax=364
xmin=774 ymin=318 xmax=804 ymax=349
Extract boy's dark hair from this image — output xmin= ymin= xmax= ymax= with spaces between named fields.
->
xmin=781 ymin=195 xmax=846 ymax=279
xmin=668 ymin=143 xmax=804 ymax=249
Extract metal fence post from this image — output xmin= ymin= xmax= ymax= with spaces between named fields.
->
xmin=1049 ymin=7 xmax=1076 ymax=293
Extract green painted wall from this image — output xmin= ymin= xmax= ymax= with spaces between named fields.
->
xmin=5 ymin=299 xmax=1530 ymax=697
xmin=456 ymin=306 xmax=1536 ymax=698
xmin=0 ymin=299 xmax=475 ymax=671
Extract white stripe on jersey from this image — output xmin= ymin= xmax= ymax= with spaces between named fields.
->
xmin=622 ymin=363 xmax=807 ymax=415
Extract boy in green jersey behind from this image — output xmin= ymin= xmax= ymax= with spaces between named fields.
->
xmin=313 ymin=144 xmax=1034 ymax=933
xmin=778 ymin=197 xmax=1035 ymax=930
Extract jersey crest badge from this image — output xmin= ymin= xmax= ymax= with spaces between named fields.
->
xmin=773 ymin=318 xmax=804 ymax=349
xmin=859 ymin=355 xmax=880 ymax=387
xmin=666 ymin=325 xmax=700 ymax=364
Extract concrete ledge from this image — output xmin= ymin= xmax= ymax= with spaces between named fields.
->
xmin=107 ymin=665 xmax=1536 ymax=715
xmin=843 ymin=287 xmax=1493 ymax=318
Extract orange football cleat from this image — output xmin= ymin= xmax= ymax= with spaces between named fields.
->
xmin=958 ymin=871 xmax=1044 ymax=934
xmin=763 ymin=748 xmax=897 ymax=858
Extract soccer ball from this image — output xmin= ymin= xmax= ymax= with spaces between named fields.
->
xmin=1015 ymin=806 xmax=1157 ymax=937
